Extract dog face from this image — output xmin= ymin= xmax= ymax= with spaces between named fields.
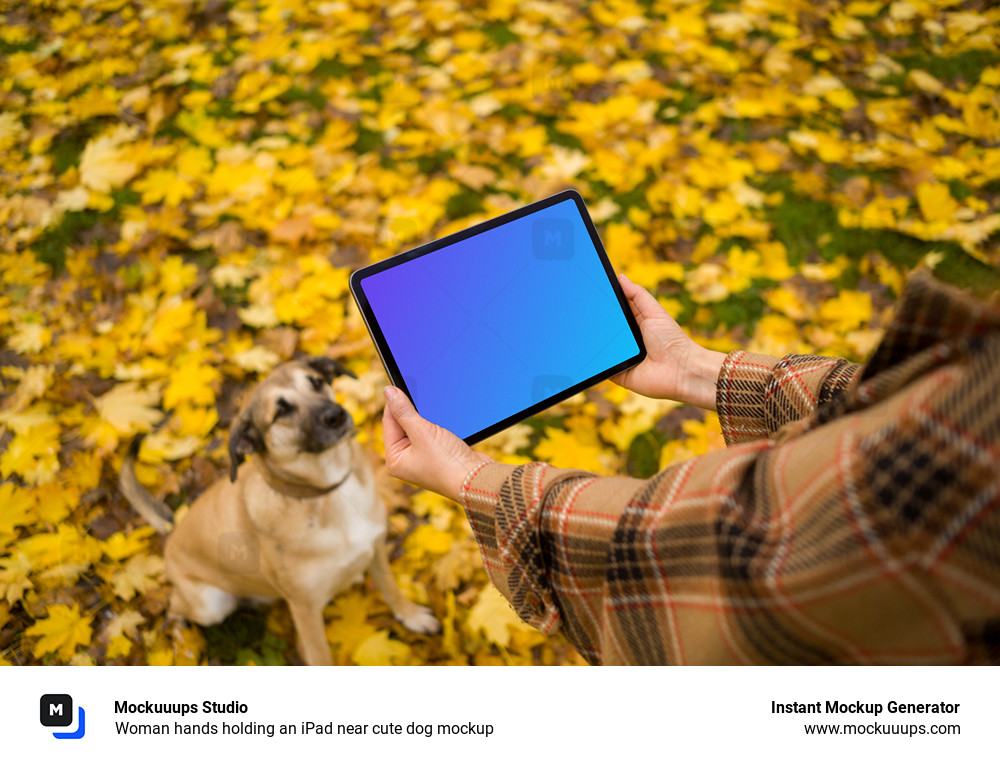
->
xmin=228 ymin=356 xmax=357 ymax=483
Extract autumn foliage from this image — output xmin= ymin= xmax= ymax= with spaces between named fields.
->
xmin=1 ymin=0 xmax=999 ymax=665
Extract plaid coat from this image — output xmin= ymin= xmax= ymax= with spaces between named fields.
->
xmin=460 ymin=272 xmax=1000 ymax=664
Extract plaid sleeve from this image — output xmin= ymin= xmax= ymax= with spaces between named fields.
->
xmin=716 ymin=350 xmax=862 ymax=446
xmin=459 ymin=273 xmax=1000 ymax=666
xmin=460 ymin=461 xmax=623 ymax=635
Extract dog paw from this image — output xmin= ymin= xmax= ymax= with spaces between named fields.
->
xmin=399 ymin=605 xmax=441 ymax=634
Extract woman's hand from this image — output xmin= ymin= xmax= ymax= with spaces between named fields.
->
xmin=382 ymin=386 xmax=491 ymax=502
xmin=611 ymin=274 xmax=726 ymax=411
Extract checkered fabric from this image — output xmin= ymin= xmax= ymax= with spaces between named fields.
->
xmin=460 ymin=271 xmax=1000 ymax=664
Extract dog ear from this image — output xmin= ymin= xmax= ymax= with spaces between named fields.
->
xmin=228 ymin=409 xmax=262 ymax=483
xmin=304 ymin=356 xmax=357 ymax=383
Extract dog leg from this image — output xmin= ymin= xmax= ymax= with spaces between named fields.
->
xmin=369 ymin=539 xmax=441 ymax=634
xmin=286 ymin=599 xmax=334 ymax=666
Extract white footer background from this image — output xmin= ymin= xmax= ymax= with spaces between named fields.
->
xmin=2 ymin=666 xmax=994 ymax=764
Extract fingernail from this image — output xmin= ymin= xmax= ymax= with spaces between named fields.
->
xmin=383 ymin=386 xmax=398 ymax=402
xmin=620 ymin=273 xmax=631 ymax=283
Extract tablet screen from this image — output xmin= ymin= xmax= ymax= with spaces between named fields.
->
xmin=353 ymin=192 xmax=643 ymax=442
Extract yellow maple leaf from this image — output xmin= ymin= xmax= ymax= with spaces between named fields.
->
xmin=158 ymin=255 xmax=199 ymax=295
xmin=138 ymin=431 xmax=202 ymax=462
xmin=908 ymin=69 xmax=944 ymax=95
xmin=105 ymin=608 xmax=147 ymax=640
xmin=163 ymin=360 xmax=219 ymax=409
xmin=404 ymin=524 xmax=454 ymax=561
xmin=63 ymin=451 xmax=103 ymax=492
xmin=0 ymin=483 xmax=35 ymax=534
xmin=141 ymin=297 xmax=199 ymax=355
xmin=534 ymin=427 xmax=606 ymax=473
xmin=685 ymin=263 xmax=730 ymax=303
xmin=79 ymin=128 xmax=138 ymax=192
xmin=429 ymin=538 xmax=479 ymax=591
xmin=106 ymin=634 xmax=132 ymax=660
xmin=232 ymin=345 xmax=280 ymax=373
xmin=17 ymin=524 xmax=102 ymax=572
xmin=174 ymin=405 xmax=218 ymax=438
xmin=8 ymin=321 xmax=51 ymax=354
xmin=0 ymin=551 xmax=33 ymax=605
xmin=818 ymin=290 xmax=873 ymax=334
xmin=171 ymin=624 xmax=205 ymax=666
xmin=0 ymin=420 xmax=61 ymax=484
xmin=466 ymin=584 xmax=523 ymax=646
xmin=32 ymin=484 xmax=77 ymax=525
xmin=102 ymin=527 xmax=156 ymax=561
xmin=0 ymin=402 xmax=53 ymax=435
xmin=238 ymin=303 xmax=280 ymax=329
xmin=109 ymin=553 xmax=163 ymax=601
xmin=147 ymin=648 xmax=174 ymax=665
xmin=916 ymin=182 xmax=959 ymax=224
xmin=351 ymin=629 xmax=412 ymax=665
xmin=134 ymin=168 xmax=195 ymax=207
xmin=83 ymin=382 xmax=162 ymax=451
xmin=4 ymin=364 xmax=53 ymax=412
xmin=325 ymin=591 xmax=378 ymax=662
xmin=25 ymin=603 xmax=93 ymax=660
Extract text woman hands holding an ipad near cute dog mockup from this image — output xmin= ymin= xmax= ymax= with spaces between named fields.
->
xmin=383 ymin=270 xmax=1000 ymax=665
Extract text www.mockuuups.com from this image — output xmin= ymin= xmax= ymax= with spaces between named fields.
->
xmin=802 ymin=722 xmax=961 ymax=736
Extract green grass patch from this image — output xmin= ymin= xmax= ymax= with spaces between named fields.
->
xmin=711 ymin=289 xmax=767 ymax=332
xmin=202 ymin=609 xmax=288 ymax=666
xmin=352 ymin=125 xmax=385 ymax=155
xmin=483 ymin=23 xmax=519 ymax=46
xmin=445 ymin=189 xmax=485 ymax=219
xmin=0 ymin=36 xmax=39 ymax=55
xmin=31 ymin=209 xmax=99 ymax=273
xmin=281 ymin=86 xmax=326 ymax=110
xmin=626 ymin=429 xmax=666 ymax=478
xmin=313 ymin=57 xmax=351 ymax=78
xmin=766 ymin=177 xmax=1000 ymax=292
xmin=49 ymin=126 xmax=95 ymax=175
xmin=896 ymin=49 xmax=1000 ymax=84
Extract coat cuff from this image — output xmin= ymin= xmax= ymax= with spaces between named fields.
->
xmin=460 ymin=461 xmax=573 ymax=634
xmin=716 ymin=350 xmax=780 ymax=446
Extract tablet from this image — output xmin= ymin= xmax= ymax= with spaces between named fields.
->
xmin=350 ymin=189 xmax=646 ymax=444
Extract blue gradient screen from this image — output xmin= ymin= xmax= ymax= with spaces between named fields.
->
xmin=360 ymin=199 xmax=639 ymax=440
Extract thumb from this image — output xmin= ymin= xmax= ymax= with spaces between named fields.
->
xmin=619 ymin=274 xmax=663 ymax=322
xmin=384 ymin=386 xmax=422 ymax=429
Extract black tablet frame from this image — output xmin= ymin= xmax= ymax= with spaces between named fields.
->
xmin=349 ymin=189 xmax=647 ymax=445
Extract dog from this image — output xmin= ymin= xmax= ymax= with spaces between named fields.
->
xmin=119 ymin=355 xmax=439 ymax=665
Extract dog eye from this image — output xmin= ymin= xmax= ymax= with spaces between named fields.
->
xmin=308 ymin=376 xmax=324 ymax=392
xmin=274 ymin=398 xmax=295 ymax=420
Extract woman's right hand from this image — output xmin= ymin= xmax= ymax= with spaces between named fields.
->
xmin=611 ymin=274 xmax=726 ymax=411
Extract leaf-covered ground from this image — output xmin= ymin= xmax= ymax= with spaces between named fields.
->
xmin=1 ymin=0 xmax=999 ymax=665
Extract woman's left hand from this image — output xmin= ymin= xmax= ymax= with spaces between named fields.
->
xmin=381 ymin=386 xmax=490 ymax=502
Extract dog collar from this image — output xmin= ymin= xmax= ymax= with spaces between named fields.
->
xmin=257 ymin=463 xmax=354 ymax=498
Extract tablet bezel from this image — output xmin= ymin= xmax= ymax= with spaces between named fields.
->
xmin=349 ymin=189 xmax=647 ymax=445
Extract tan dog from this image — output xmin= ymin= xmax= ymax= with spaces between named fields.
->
xmin=119 ymin=356 xmax=439 ymax=665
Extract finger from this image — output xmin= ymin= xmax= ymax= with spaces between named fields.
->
xmin=610 ymin=367 xmax=633 ymax=389
xmin=384 ymin=385 xmax=424 ymax=427
xmin=382 ymin=402 xmax=409 ymax=451
xmin=618 ymin=274 xmax=663 ymax=322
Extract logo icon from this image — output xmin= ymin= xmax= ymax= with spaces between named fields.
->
xmin=531 ymin=218 xmax=574 ymax=260
xmin=40 ymin=694 xmax=86 ymax=739
xmin=218 ymin=531 xmax=260 ymax=575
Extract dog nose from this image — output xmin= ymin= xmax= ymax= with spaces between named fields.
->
xmin=320 ymin=405 xmax=347 ymax=429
